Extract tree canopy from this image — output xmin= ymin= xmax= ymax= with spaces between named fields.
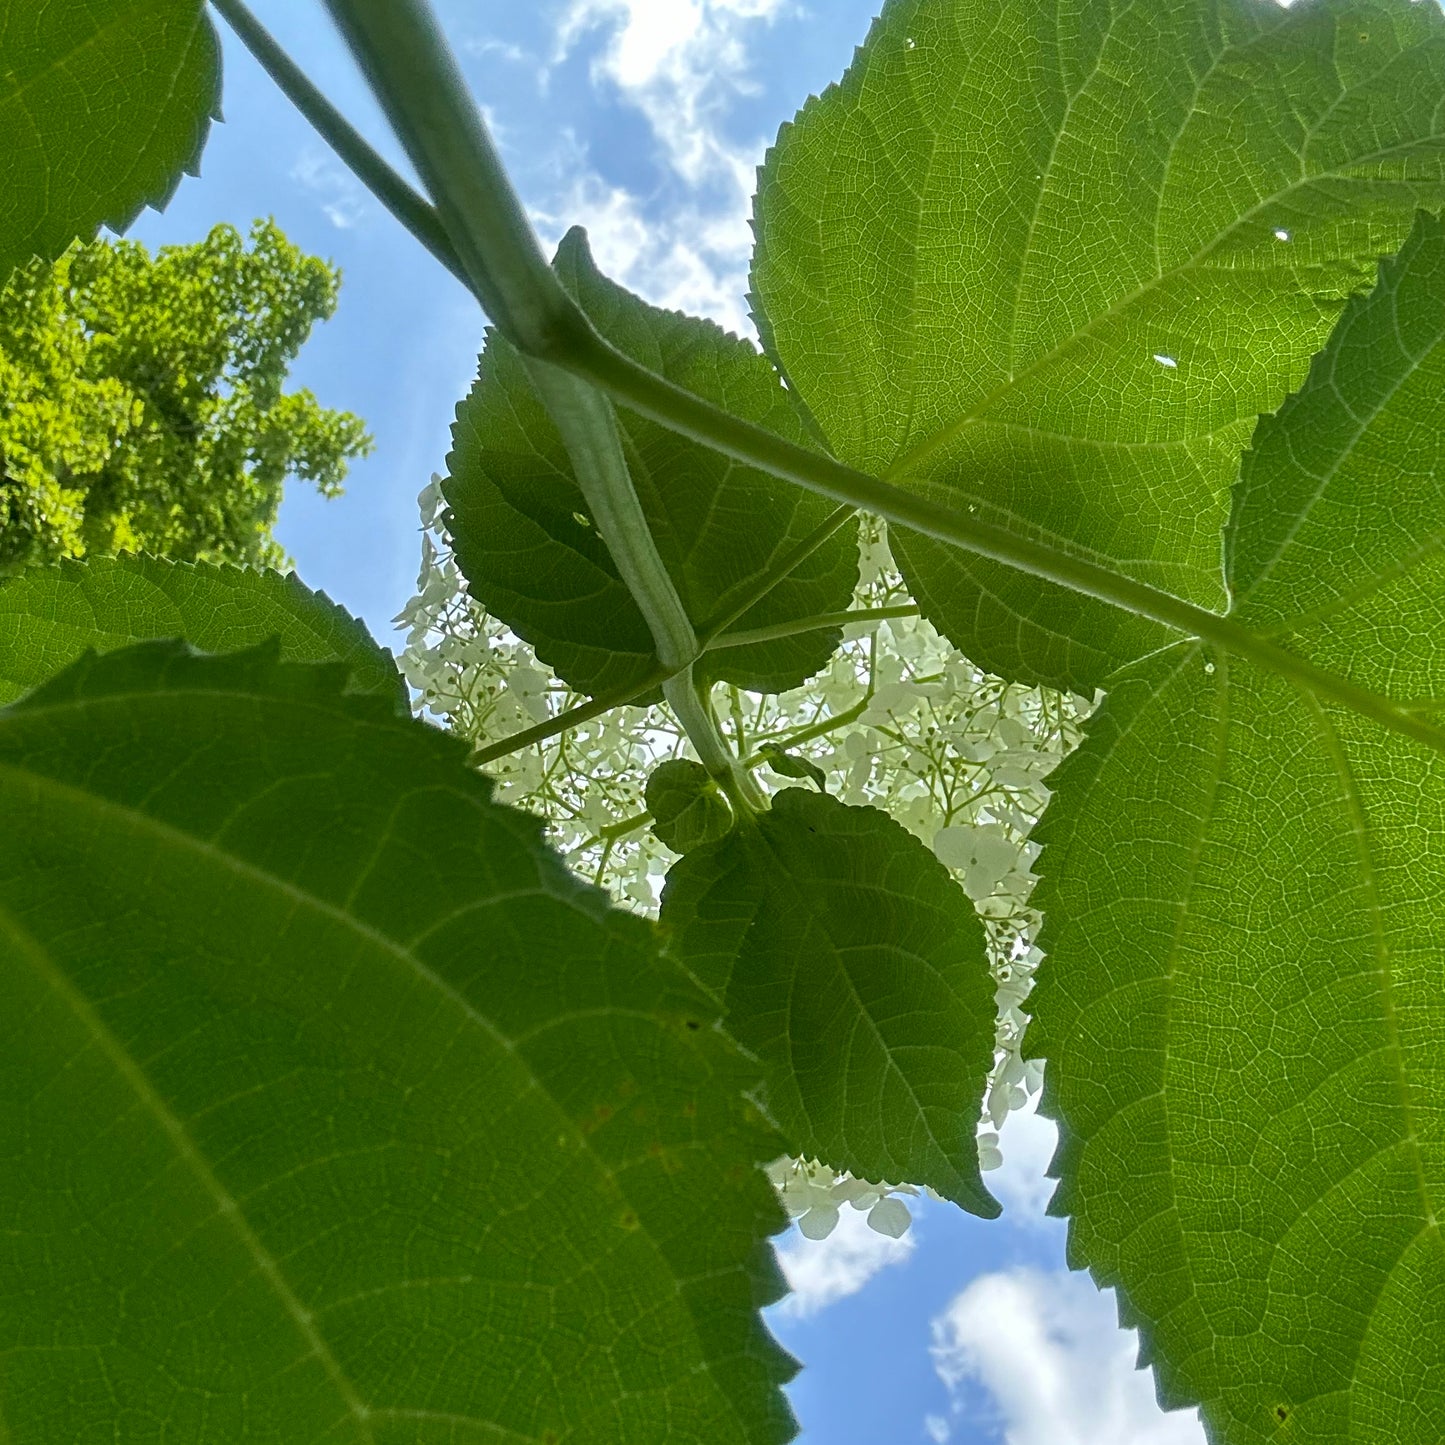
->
xmin=0 ymin=219 xmax=370 ymax=575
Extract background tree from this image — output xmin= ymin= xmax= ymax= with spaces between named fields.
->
xmin=0 ymin=219 xmax=371 ymax=575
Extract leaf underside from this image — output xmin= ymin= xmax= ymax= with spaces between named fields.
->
xmin=661 ymin=789 xmax=999 ymax=1217
xmin=0 ymin=0 xmax=219 ymax=286
xmin=0 ymin=554 xmax=404 ymax=707
xmin=444 ymin=228 xmax=858 ymax=701
xmin=1029 ymin=210 xmax=1445 ymax=1443
xmin=750 ymin=0 xmax=1445 ymax=691
xmin=0 ymin=642 xmax=797 ymax=1443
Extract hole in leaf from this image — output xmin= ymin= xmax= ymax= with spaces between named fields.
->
xmin=1152 ymin=353 xmax=1178 ymax=368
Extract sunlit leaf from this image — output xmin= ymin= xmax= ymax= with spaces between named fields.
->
xmin=751 ymin=0 xmax=1445 ymax=690
xmin=1029 ymin=209 xmax=1445 ymax=1443
xmin=0 ymin=554 xmax=401 ymax=706
xmin=0 ymin=0 xmax=218 ymax=285
xmin=0 ymin=641 xmax=796 ymax=1442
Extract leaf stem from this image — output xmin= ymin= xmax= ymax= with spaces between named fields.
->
xmin=708 ymin=604 xmax=919 ymax=651
xmin=469 ymin=672 xmax=664 ymax=766
xmin=209 ymin=0 xmax=470 ymax=289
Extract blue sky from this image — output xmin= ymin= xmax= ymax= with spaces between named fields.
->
xmin=131 ymin=4 xmax=1207 ymax=1440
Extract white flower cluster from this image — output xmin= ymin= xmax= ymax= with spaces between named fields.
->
xmin=395 ymin=486 xmax=1091 ymax=1236
xmin=766 ymin=1157 xmax=924 ymax=1241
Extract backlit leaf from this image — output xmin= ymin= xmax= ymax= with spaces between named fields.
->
xmin=1029 ymin=208 xmax=1445 ymax=1443
xmin=0 ymin=641 xmax=796 ymax=1442
xmin=0 ymin=554 xmax=402 ymax=706
xmin=0 ymin=0 xmax=218 ymax=285
xmin=751 ymin=0 xmax=1445 ymax=690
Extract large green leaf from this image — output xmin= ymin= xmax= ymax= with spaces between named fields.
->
xmin=445 ymin=228 xmax=857 ymax=700
xmin=0 ymin=641 xmax=796 ymax=1442
xmin=751 ymin=0 xmax=1445 ymax=691
xmin=0 ymin=554 xmax=402 ymax=706
xmin=1028 ymin=211 xmax=1445 ymax=1441
xmin=661 ymin=789 xmax=999 ymax=1216
xmin=0 ymin=0 xmax=218 ymax=284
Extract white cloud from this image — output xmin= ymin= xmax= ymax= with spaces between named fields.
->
xmin=290 ymin=150 xmax=366 ymax=230
xmin=774 ymin=1200 xmax=916 ymax=1319
xmin=930 ymin=1269 xmax=1206 ymax=1445
xmin=556 ymin=0 xmax=787 ymax=186
xmin=924 ymin=1413 xmax=952 ymax=1443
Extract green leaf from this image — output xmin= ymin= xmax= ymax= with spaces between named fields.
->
xmin=0 ymin=641 xmax=796 ymax=1442
xmin=0 ymin=554 xmax=403 ymax=707
xmin=445 ymin=227 xmax=858 ymax=699
xmin=751 ymin=0 xmax=1445 ymax=691
xmin=661 ymin=790 xmax=999 ymax=1216
xmin=0 ymin=0 xmax=219 ymax=285
xmin=647 ymin=758 xmax=736 ymax=853
xmin=1028 ymin=211 xmax=1445 ymax=1441
xmin=756 ymin=744 xmax=828 ymax=792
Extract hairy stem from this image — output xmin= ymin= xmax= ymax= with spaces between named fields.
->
xmin=523 ymin=361 xmax=697 ymax=672
xmin=209 ymin=0 xmax=469 ymax=289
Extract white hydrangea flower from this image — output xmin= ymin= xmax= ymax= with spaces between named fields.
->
xmin=396 ymin=491 xmax=1092 ymax=1230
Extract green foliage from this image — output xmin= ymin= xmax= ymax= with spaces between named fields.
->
xmin=0 ymin=640 xmax=796 ymax=1443
xmin=0 ymin=552 xmax=401 ymax=706
xmin=750 ymin=0 xmax=1445 ymax=692
xmin=14 ymin=0 xmax=1445 ymax=1439
xmin=445 ymin=228 xmax=857 ymax=699
xmin=1028 ymin=207 xmax=1445 ymax=1443
xmin=755 ymin=743 xmax=827 ymax=792
xmin=0 ymin=0 xmax=218 ymax=286
xmin=662 ymin=789 xmax=999 ymax=1218
xmin=647 ymin=758 xmax=736 ymax=853
xmin=0 ymin=221 xmax=371 ymax=575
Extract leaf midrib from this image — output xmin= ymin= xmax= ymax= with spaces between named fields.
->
xmin=0 ymin=900 xmax=377 ymax=1445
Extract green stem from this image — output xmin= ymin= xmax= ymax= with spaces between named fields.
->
xmin=600 ymin=810 xmax=652 ymax=841
xmin=524 ymin=360 xmax=697 ymax=672
xmin=326 ymin=0 xmax=762 ymax=789
xmin=665 ymin=673 xmax=767 ymax=811
xmin=209 ymin=0 xmax=469 ymax=290
xmin=469 ymin=672 xmax=665 ymax=766
xmin=708 ymin=604 xmax=919 ymax=651
xmin=321 ymin=0 xmax=589 ymax=359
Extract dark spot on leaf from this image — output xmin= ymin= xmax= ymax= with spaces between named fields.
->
xmin=1275 ymin=1405 xmax=1290 ymax=1423
xmin=685 ymin=1018 xmax=701 ymax=1030
xmin=618 ymin=1209 xmax=639 ymax=1230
